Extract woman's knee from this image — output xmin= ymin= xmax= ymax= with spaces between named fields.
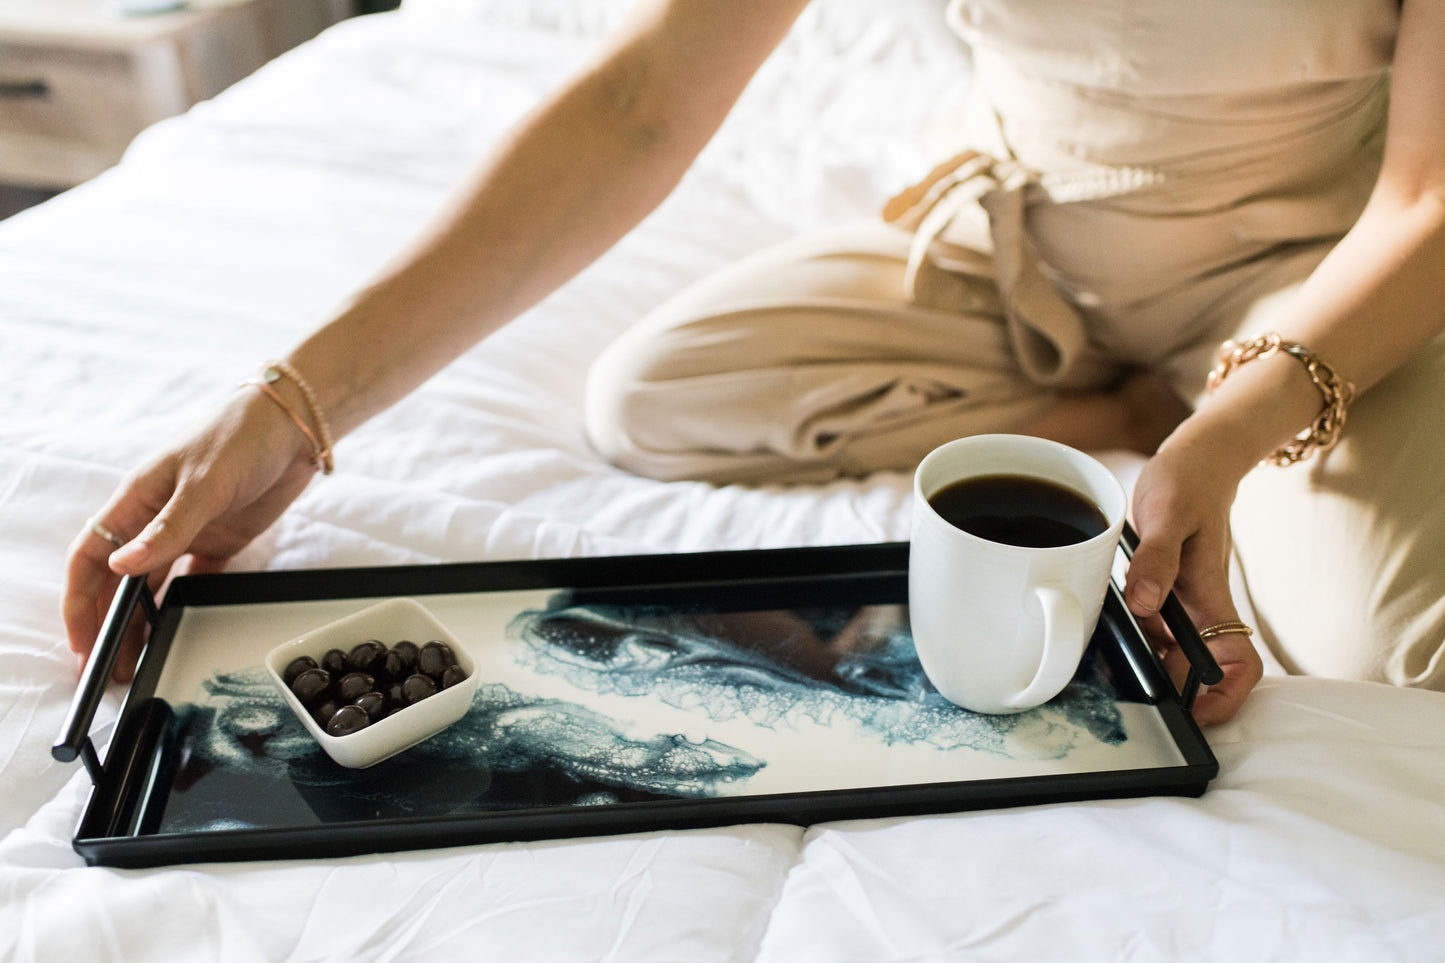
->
xmin=583 ymin=330 xmax=688 ymax=481
xmin=583 ymin=322 xmax=811 ymax=484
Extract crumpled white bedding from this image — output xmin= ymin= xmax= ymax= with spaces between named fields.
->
xmin=1 ymin=1 xmax=1442 ymax=960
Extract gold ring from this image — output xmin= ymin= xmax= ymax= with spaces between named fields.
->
xmin=86 ymin=516 xmax=128 ymax=549
xmin=1197 ymin=619 xmax=1253 ymax=641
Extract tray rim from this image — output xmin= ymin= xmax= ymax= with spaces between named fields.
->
xmin=72 ymin=541 xmax=1218 ymax=869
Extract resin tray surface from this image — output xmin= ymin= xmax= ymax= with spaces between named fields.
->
xmin=67 ymin=543 xmax=1216 ymax=867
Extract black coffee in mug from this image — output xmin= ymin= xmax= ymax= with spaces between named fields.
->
xmin=928 ymin=473 xmax=1109 ymax=548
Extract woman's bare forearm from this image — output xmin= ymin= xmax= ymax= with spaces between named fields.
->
xmin=286 ymin=0 xmax=812 ymax=439
xmin=1165 ymin=0 xmax=1445 ymax=474
xmin=1170 ymin=188 xmax=1445 ymax=476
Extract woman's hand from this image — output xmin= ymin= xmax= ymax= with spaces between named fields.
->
xmin=62 ymin=388 xmax=320 ymax=681
xmin=1122 ymin=428 xmax=1264 ymax=726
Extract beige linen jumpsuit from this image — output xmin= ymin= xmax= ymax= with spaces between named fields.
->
xmin=585 ymin=0 xmax=1445 ymax=690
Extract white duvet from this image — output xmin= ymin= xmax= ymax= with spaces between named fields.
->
xmin=1 ymin=2 xmax=1443 ymax=960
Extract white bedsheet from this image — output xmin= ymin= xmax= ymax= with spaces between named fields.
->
xmin=2 ymin=2 xmax=1443 ymax=960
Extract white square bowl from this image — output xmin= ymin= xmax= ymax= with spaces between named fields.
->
xmin=264 ymin=597 xmax=479 ymax=769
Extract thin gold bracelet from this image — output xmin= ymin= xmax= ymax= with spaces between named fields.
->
xmin=264 ymin=360 xmax=335 ymax=474
xmin=1207 ymin=332 xmax=1355 ymax=467
xmin=241 ymin=360 xmax=335 ymax=474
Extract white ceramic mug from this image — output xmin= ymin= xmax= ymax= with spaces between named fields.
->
xmin=909 ymin=434 xmax=1127 ymax=714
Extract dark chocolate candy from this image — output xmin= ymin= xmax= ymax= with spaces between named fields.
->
xmin=336 ymin=671 xmax=375 ymax=702
xmin=326 ymin=704 xmax=371 ymax=737
xmin=347 ymin=640 xmax=387 ymax=675
xmin=320 ymin=648 xmax=348 ymax=677
xmin=417 ymin=640 xmax=456 ymax=678
xmin=283 ymin=655 xmax=319 ymax=687
xmin=401 ymin=673 xmax=438 ymax=705
xmin=353 ymin=690 xmax=387 ymax=720
xmin=290 ymin=667 xmax=332 ymax=707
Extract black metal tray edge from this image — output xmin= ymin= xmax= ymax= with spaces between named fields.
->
xmin=76 ymin=761 xmax=1209 ymax=870
xmin=71 ymin=541 xmax=1218 ymax=868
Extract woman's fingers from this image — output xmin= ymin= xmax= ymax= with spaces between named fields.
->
xmin=1135 ymin=535 xmax=1262 ymax=726
xmin=61 ymin=526 xmax=158 ymax=681
xmin=1125 ymin=461 xmax=1262 ymax=726
xmin=1123 ymin=526 xmax=1182 ymax=620
xmin=1122 ymin=465 xmax=1193 ymax=619
xmin=62 ymin=488 xmax=159 ymax=657
xmin=1158 ymin=625 xmax=1262 ymax=726
xmin=61 ymin=534 xmax=119 ymax=660
xmin=1187 ymin=631 xmax=1264 ymax=726
xmin=108 ymin=470 xmax=221 ymax=578
xmin=62 ymin=460 xmax=178 ymax=657
xmin=81 ymin=471 xmax=251 ymax=681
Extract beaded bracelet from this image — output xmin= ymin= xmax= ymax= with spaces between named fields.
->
xmin=241 ymin=360 xmax=335 ymax=474
xmin=1207 ymin=332 xmax=1355 ymax=466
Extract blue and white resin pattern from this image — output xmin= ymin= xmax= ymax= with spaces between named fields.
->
xmin=510 ymin=603 xmax=1128 ymax=760
xmin=157 ymin=596 xmax=1152 ymax=834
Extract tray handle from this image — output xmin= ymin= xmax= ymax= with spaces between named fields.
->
xmin=1118 ymin=523 xmax=1225 ymax=713
xmin=52 ymin=574 xmax=158 ymax=783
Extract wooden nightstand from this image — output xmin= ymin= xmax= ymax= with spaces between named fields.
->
xmin=0 ymin=0 xmax=353 ymax=191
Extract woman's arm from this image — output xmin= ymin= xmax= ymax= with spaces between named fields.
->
xmin=293 ymin=0 xmax=815 ymax=438
xmin=64 ymin=0 xmax=812 ymax=669
xmin=1165 ymin=0 xmax=1445 ymax=476
xmin=1123 ymin=0 xmax=1445 ymax=723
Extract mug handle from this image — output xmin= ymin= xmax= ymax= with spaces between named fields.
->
xmin=1003 ymin=585 xmax=1082 ymax=709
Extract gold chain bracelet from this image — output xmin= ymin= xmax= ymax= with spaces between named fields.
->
xmin=1207 ymin=332 xmax=1355 ymax=466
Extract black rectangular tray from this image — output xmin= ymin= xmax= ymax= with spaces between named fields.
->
xmin=56 ymin=540 xmax=1217 ymax=868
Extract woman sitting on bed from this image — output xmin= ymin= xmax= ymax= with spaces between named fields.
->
xmin=65 ymin=0 xmax=1445 ymax=726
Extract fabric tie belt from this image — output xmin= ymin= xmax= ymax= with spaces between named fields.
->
xmin=884 ymin=149 xmax=1164 ymax=387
